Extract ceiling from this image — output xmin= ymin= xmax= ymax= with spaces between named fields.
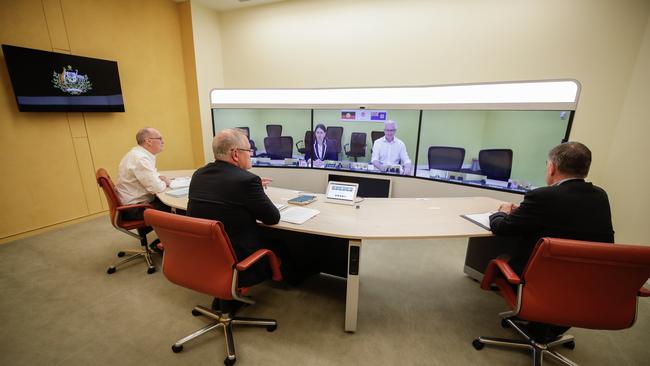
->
xmin=189 ymin=0 xmax=287 ymax=12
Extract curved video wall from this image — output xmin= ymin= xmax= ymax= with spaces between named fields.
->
xmin=210 ymin=81 xmax=579 ymax=194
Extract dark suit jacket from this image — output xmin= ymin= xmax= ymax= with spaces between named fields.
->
xmin=489 ymin=178 xmax=614 ymax=274
xmin=304 ymin=139 xmax=338 ymax=161
xmin=187 ymin=161 xmax=280 ymax=286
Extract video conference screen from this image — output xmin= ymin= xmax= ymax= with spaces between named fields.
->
xmin=212 ymin=108 xmax=571 ymax=194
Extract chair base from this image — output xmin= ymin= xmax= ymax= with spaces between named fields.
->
xmin=106 ymin=248 xmax=156 ymax=274
xmin=473 ymin=318 xmax=577 ymax=366
xmin=171 ymin=305 xmax=277 ymax=366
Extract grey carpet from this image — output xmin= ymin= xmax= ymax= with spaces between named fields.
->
xmin=0 ymin=216 xmax=648 ymax=365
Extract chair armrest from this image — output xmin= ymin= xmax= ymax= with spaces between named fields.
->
xmin=116 ymin=203 xmax=153 ymax=211
xmin=480 ymin=258 xmax=521 ymax=290
xmin=639 ymin=287 xmax=650 ymax=297
xmin=236 ymin=249 xmax=283 ymax=282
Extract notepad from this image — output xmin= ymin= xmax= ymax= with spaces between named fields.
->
xmin=280 ymin=206 xmax=320 ymax=224
xmin=169 ymin=177 xmax=191 ymax=189
xmin=166 ymin=187 xmax=189 ymax=197
xmin=461 ymin=212 xmax=495 ymax=231
xmin=273 ymin=203 xmax=288 ymax=211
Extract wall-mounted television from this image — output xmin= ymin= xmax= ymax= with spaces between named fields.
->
xmin=2 ymin=44 xmax=125 ymax=112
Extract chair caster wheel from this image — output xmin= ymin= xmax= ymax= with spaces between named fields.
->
xmin=562 ymin=341 xmax=576 ymax=350
xmin=171 ymin=344 xmax=183 ymax=353
xmin=224 ymin=357 xmax=236 ymax=366
xmin=266 ymin=324 xmax=277 ymax=332
xmin=117 ymin=251 xmax=126 ymax=257
xmin=500 ymin=319 xmax=511 ymax=328
xmin=191 ymin=309 xmax=201 ymax=316
xmin=107 ymin=267 xmax=116 ymax=274
xmin=147 ymin=267 xmax=156 ymax=274
xmin=472 ymin=339 xmax=485 ymax=350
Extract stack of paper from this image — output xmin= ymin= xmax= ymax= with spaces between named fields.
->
xmin=280 ymin=206 xmax=320 ymax=224
xmin=166 ymin=187 xmax=189 ymax=197
xmin=169 ymin=177 xmax=191 ymax=189
xmin=461 ymin=212 xmax=495 ymax=231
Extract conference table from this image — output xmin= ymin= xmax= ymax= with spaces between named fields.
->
xmin=157 ymin=170 xmax=502 ymax=332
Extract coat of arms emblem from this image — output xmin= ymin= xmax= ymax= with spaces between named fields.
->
xmin=52 ymin=65 xmax=92 ymax=95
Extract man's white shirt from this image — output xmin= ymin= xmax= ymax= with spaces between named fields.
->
xmin=115 ymin=145 xmax=166 ymax=205
xmin=371 ymin=136 xmax=412 ymax=167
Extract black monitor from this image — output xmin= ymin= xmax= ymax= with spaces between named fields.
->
xmin=328 ymin=174 xmax=391 ymax=198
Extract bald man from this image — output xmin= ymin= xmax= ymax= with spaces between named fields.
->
xmin=116 ymin=127 xmax=171 ymax=221
xmin=371 ymin=120 xmax=412 ymax=175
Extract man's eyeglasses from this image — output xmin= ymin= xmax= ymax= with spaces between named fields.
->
xmin=148 ymin=137 xmax=163 ymax=141
xmin=384 ymin=129 xmax=396 ymax=132
xmin=234 ymin=148 xmax=254 ymax=153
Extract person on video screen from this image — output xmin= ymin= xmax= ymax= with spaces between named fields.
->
xmin=371 ymin=120 xmax=412 ymax=175
xmin=305 ymin=123 xmax=338 ymax=168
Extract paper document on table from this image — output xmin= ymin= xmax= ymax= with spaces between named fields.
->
xmin=280 ymin=206 xmax=320 ymax=224
xmin=273 ymin=203 xmax=288 ymax=211
xmin=169 ymin=177 xmax=191 ymax=189
xmin=461 ymin=212 xmax=495 ymax=231
xmin=166 ymin=187 xmax=189 ymax=197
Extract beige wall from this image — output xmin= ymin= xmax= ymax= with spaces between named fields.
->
xmin=190 ymin=0 xmax=225 ymax=164
xmin=602 ymin=15 xmax=650 ymax=244
xmin=198 ymin=0 xmax=649 ymax=243
xmin=0 ymin=0 xmax=198 ymax=241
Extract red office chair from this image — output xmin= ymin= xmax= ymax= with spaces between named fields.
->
xmin=96 ymin=168 xmax=156 ymax=274
xmin=144 ymin=209 xmax=282 ymax=366
xmin=473 ymin=237 xmax=650 ymax=366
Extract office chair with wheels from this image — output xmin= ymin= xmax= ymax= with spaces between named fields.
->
xmin=473 ymin=237 xmax=650 ymax=366
xmin=263 ymin=136 xmax=293 ymax=159
xmin=478 ymin=148 xmax=513 ymax=181
xmin=427 ymin=146 xmax=465 ymax=171
xmin=326 ymin=126 xmax=344 ymax=159
xmin=237 ymin=127 xmax=257 ymax=156
xmin=266 ymin=124 xmax=282 ymax=137
xmin=344 ymin=132 xmax=367 ymax=161
xmin=95 ymin=168 xmax=156 ymax=274
xmin=144 ymin=210 xmax=282 ymax=366
xmin=295 ymin=130 xmax=313 ymax=155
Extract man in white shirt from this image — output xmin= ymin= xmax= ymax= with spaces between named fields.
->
xmin=371 ymin=120 xmax=412 ymax=175
xmin=116 ymin=127 xmax=171 ymax=221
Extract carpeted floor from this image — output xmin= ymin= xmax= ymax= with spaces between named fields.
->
xmin=0 ymin=215 xmax=648 ymax=365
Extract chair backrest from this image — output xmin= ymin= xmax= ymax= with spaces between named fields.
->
xmin=237 ymin=126 xmax=250 ymax=138
xmin=478 ymin=149 xmax=513 ymax=181
xmin=519 ymin=238 xmax=650 ymax=330
xmin=371 ymin=131 xmax=384 ymax=144
xmin=326 ymin=126 xmax=344 ymax=154
xmin=428 ymin=146 xmax=465 ymax=171
xmin=144 ymin=209 xmax=238 ymax=300
xmin=266 ymin=124 xmax=282 ymax=137
xmin=264 ymin=136 xmax=294 ymax=159
xmin=96 ymin=168 xmax=122 ymax=228
xmin=348 ymin=132 xmax=367 ymax=156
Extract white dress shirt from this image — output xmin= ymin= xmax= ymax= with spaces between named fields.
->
xmin=115 ymin=145 xmax=166 ymax=205
xmin=371 ymin=136 xmax=412 ymax=166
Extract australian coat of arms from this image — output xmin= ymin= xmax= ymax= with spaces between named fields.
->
xmin=52 ymin=65 xmax=92 ymax=95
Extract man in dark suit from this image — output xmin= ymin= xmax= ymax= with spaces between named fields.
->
xmin=489 ymin=141 xmax=614 ymax=341
xmin=188 ymin=128 xmax=279 ymax=312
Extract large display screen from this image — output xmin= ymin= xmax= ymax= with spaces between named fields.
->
xmin=212 ymin=107 xmax=572 ymax=194
xmin=2 ymin=44 xmax=125 ymax=112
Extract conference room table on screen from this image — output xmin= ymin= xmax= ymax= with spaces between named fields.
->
xmin=157 ymin=170 xmax=502 ymax=332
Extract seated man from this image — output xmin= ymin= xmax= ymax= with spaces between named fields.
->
xmin=371 ymin=120 xmax=412 ymax=175
xmin=116 ymin=127 xmax=171 ymax=220
xmin=187 ymin=128 xmax=279 ymax=313
xmin=489 ymin=141 xmax=614 ymax=341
